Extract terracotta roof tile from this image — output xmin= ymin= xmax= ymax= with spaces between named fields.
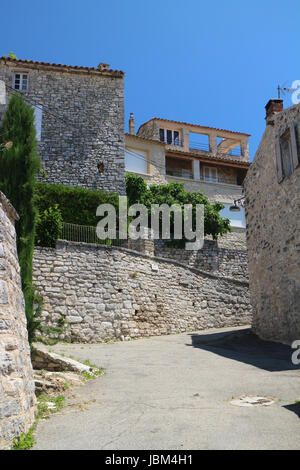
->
xmin=0 ymin=57 xmax=124 ymax=77
xmin=138 ymin=117 xmax=250 ymax=137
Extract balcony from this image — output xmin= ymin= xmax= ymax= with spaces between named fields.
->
xmin=166 ymin=167 xmax=241 ymax=186
xmin=163 ymin=138 xmax=242 ymax=158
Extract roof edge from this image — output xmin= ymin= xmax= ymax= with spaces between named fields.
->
xmin=0 ymin=57 xmax=124 ymax=78
xmin=138 ymin=117 xmax=251 ymax=137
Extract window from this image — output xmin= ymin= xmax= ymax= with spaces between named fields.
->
xmin=203 ymin=166 xmax=218 ymax=183
xmin=125 ymin=148 xmax=148 ymax=174
xmin=0 ymin=80 xmax=5 ymax=105
xmin=33 ymin=106 xmax=42 ymax=141
xmin=159 ymin=128 xmax=180 ymax=146
xmin=14 ymin=73 xmax=28 ymax=91
xmin=166 ymin=156 xmax=192 ymax=179
xmin=220 ymin=204 xmax=246 ymax=228
xmin=276 ymin=124 xmax=299 ymax=182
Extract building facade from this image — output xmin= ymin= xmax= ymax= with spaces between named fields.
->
xmin=244 ymin=99 xmax=300 ymax=343
xmin=0 ymin=57 xmax=126 ymax=194
xmin=125 ymin=114 xmax=250 ymax=231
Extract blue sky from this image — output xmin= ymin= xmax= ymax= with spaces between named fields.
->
xmin=1 ymin=0 xmax=298 ymax=159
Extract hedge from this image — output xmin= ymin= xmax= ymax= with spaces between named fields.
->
xmin=35 ymin=182 xmax=119 ymax=226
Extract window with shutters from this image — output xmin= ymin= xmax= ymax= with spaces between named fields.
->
xmin=276 ymin=123 xmax=299 ymax=183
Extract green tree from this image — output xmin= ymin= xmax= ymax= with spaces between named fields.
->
xmin=0 ymin=93 xmax=41 ymax=342
xmin=126 ymin=173 xmax=231 ymax=241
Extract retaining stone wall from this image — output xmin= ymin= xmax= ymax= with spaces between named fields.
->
xmin=0 ymin=192 xmax=36 ymax=450
xmin=33 ymin=241 xmax=252 ymax=343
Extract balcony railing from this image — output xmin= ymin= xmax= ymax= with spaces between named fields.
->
xmin=166 ymin=170 xmax=240 ymax=185
xmin=166 ymin=169 xmax=193 ymax=179
xmin=163 ymin=138 xmax=242 ymax=157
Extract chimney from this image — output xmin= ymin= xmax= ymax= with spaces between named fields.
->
xmin=98 ymin=62 xmax=109 ymax=71
xmin=265 ymin=99 xmax=283 ymax=124
xmin=129 ymin=113 xmax=135 ymax=135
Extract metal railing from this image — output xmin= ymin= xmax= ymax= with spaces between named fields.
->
xmin=162 ymin=138 xmax=242 ymax=157
xmin=166 ymin=169 xmax=193 ymax=179
xmin=166 ymin=171 xmax=241 ymax=185
xmin=189 ymin=141 xmax=210 ymax=151
xmin=61 ymin=222 xmax=124 ymax=247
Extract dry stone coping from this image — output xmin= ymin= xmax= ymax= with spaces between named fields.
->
xmin=32 ymin=344 xmax=94 ymax=374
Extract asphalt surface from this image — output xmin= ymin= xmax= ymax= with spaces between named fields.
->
xmin=32 ymin=326 xmax=300 ymax=450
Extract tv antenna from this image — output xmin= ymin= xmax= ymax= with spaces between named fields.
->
xmin=277 ymin=83 xmax=297 ymax=99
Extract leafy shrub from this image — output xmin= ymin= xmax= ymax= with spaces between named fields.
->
xmin=126 ymin=174 xmax=231 ymax=240
xmin=35 ymin=205 xmax=63 ymax=247
xmin=35 ymin=182 xmax=119 ymax=227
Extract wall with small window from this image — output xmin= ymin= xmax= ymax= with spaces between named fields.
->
xmin=13 ymin=72 xmax=28 ymax=91
xmin=244 ymin=102 xmax=300 ymax=343
xmin=0 ymin=60 xmax=126 ymax=194
xmin=125 ymin=135 xmax=167 ymax=185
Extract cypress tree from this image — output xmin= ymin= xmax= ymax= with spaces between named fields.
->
xmin=0 ymin=93 xmax=41 ymax=342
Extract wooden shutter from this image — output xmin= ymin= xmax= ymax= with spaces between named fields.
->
xmin=290 ymin=123 xmax=299 ymax=170
xmin=275 ymin=138 xmax=283 ymax=183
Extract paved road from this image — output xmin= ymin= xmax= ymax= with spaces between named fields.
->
xmin=33 ymin=326 xmax=300 ymax=450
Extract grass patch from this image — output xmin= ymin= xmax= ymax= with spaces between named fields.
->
xmin=12 ymin=394 xmax=66 ymax=450
xmin=36 ymin=394 xmax=66 ymax=420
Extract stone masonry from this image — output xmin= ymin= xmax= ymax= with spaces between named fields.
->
xmin=154 ymin=234 xmax=248 ymax=282
xmin=0 ymin=57 xmax=126 ymax=194
xmin=244 ymin=101 xmax=300 ymax=343
xmin=0 ymin=192 xmax=36 ymax=450
xmin=33 ymin=241 xmax=252 ymax=343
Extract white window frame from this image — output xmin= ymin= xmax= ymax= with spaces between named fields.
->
xmin=159 ymin=128 xmax=180 ymax=146
xmin=203 ymin=166 xmax=218 ymax=183
xmin=13 ymin=73 xmax=28 ymax=91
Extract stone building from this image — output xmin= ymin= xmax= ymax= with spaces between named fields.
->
xmin=0 ymin=192 xmax=36 ymax=449
xmin=125 ymin=114 xmax=250 ymax=233
xmin=244 ymin=99 xmax=300 ymax=343
xmin=0 ymin=57 xmax=125 ymax=194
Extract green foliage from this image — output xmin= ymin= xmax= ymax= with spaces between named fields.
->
xmin=35 ymin=205 xmax=63 ymax=247
xmin=35 ymin=182 xmax=119 ymax=226
xmin=12 ymin=427 xmax=35 ymax=450
xmin=125 ymin=174 xmax=231 ymax=240
xmin=36 ymin=394 xmax=66 ymax=420
xmin=0 ymin=93 xmax=41 ymax=343
xmin=4 ymin=51 xmax=18 ymax=59
xmin=126 ymin=172 xmax=147 ymax=205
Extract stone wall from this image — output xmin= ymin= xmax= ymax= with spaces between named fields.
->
xmin=0 ymin=192 xmax=36 ymax=450
xmin=32 ymin=241 xmax=252 ymax=343
xmin=244 ymin=102 xmax=300 ymax=343
xmin=154 ymin=234 xmax=248 ymax=282
xmin=0 ymin=59 xmax=125 ymax=194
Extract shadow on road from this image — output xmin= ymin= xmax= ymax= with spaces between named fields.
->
xmin=283 ymin=403 xmax=300 ymax=419
xmin=187 ymin=328 xmax=300 ymax=372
